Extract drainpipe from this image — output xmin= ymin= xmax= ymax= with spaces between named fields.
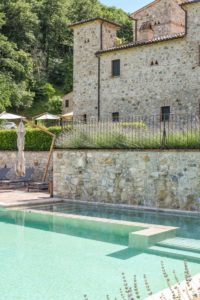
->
xmin=97 ymin=22 xmax=103 ymax=122
xmin=97 ymin=56 xmax=101 ymax=122
xmin=181 ymin=4 xmax=188 ymax=35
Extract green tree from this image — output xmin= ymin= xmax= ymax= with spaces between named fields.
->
xmin=68 ymin=0 xmax=101 ymax=22
xmin=39 ymin=0 xmax=70 ymax=71
xmin=0 ymin=0 xmax=133 ymax=115
xmin=47 ymin=96 xmax=62 ymax=114
xmin=1 ymin=0 xmax=39 ymax=52
xmin=0 ymin=12 xmax=34 ymax=111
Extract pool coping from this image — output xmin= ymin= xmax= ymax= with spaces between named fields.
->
xmin=2 ymin=195 xmax=200 ymax=217
xmin=19 ymin=206 xmax=178 ymax=249
xmin=0 ymin=198 xmax=62 ymax=208
xmin=56 ymin=198 xmax=200 ymax=217
xmin=23 ymin=207 xmax=177 ymax=230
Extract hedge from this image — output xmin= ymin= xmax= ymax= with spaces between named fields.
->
xmin=0 ymin=126 xmax=62 ymax=151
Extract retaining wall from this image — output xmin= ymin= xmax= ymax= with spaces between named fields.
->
xmin=53 ymin=150 xmax=200 ymax=210
xmin=0 ymin=151 xmax=53 ymax=181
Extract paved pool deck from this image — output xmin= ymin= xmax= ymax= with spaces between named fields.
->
xmin=0 ymin=188 xmax=55 ymax=207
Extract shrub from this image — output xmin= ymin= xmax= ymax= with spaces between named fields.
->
xmin=56 ymin=128 xmax=131 ymax=149
xmin=56 ymin=123 xmax=200 ymax=150
xmin=0 ymin=126 xmax=62 ymax=151
xmin=0 ymin=129 xmax=17 ymax=150
xmin=120 ymin=121 xmax=147 ymax=128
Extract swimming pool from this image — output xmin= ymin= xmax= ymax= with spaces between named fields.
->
xmin=0 ymin=205 xmax=200 ymax=300
xmin=32 ymin=201 xmax=200 ymax=239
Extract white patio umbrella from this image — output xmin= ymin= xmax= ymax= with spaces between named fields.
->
xmin=15 ymin=121 xmax=26 ymax=176
xmin=62 ymin=112 xmax=73 ymax=118
xmin=0 ymin=112 xmax=25 ymax=120
xmin=61 ymin=112 xmax=73 ymax=122
xmin=35 ymin=113 xmax=60 ymax=120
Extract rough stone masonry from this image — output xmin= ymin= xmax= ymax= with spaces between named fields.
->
xmin=53 ymin=150 xmax=200 ymax=211
xmin=69 ymin=0 xmax=200 ymax=120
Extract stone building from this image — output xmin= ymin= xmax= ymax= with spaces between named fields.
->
xmin=62 ymin=92 xmax=73 ymax=115
xmin=131 ymin=0 xmax=185 ymax=42
xmin=69 ymin=0 xmax=200 ymax=121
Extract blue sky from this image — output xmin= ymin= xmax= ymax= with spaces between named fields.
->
xmin=100 ymin=0 xmax=152 ymax=13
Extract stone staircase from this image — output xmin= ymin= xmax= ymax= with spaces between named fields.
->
xmin=147 ymin=237 xmax=200 ymax=262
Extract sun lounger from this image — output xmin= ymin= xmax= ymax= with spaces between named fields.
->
xmin=0 ymin=167 xmax=34 ymax=187
xmin=27 ymin=181 xmax=49 ymax=192
xmin=0 ymin=167 xmax=10 ymax=181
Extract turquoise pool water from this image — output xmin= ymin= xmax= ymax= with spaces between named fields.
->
xmin=33 ymin=201 xmax=200 ymax=239
xmin=0 ymin=208 xmax=200 ymax=300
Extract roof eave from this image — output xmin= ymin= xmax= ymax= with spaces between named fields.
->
xmin=96 ymin=33 xmax=186 ymax=56
xmin=68 ymin=17 xmax=121 ymax=29
xmin=130 ymin=0 xmax=161 ymax=18
xmin=181 ymin=0 xmax=200 ymax=6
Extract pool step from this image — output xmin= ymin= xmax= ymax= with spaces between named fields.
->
xmin=147 ymin=245 xmax=200 ymax=263
xmin=157 ymin=237 xmax=200 ymax=254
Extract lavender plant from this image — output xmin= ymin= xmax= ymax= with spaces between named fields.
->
xmin=84 ymin=261 xmax=200 ymax=300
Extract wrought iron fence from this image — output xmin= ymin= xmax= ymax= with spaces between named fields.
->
xmin=58 ymin=114 xmax=200 ymax=149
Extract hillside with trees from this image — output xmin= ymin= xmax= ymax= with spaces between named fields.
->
xmin=0 ymin=0 xmax=132 ymax=116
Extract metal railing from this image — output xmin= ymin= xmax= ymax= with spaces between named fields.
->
xmin=59 ymin=114 xmax=200 ymax=149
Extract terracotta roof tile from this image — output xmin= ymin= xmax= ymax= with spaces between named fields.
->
xmin=96 ymin=32 xmax=185 ymax=55
xmin=181 ymin=0 xmax=200 ymax=5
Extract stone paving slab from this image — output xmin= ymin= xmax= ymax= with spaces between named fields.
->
xmin=0 ymin=188 xmax=53 ymax=207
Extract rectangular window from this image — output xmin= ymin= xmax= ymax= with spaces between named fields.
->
xmin=161 ymin=106 xmax=170 ymax=122
xmin=83 ymin=114 xmax=87 ymax=123
xmin=112 ymin=112 xmax=119 ymax=122
xmin=112 ymin=59 xmax=120 ymax=77
xmin=65 ymin=100 xmax=69 ymax=108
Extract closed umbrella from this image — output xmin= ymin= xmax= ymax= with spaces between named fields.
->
xmin=16 ymin=121 xmax=26 ymax=176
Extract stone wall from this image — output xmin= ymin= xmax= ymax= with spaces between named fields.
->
xmin=62 ymin=92 xmax=73 ymax=115
xmin=99 ymin=2 xmax=200 ymax=119
xmin=73 ymin=20 xmax=119 ymax=118
xmin=131 ymin=0 xmax=185 ymax=42
xmin=72 ymin=1 xmax=200 ymax=120
xmin=0 ymin=151 xmax=53 ymax=181
xmin=53 ymin=150 xmax=200 ymax=211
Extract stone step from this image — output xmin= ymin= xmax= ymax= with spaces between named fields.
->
xmin=157 ymin=237 xmax=200 ymax=253
xmin=147 ymin=245 xmax=200 ymax=263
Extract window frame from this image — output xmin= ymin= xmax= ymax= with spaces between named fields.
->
xmin=112 ymin=112 xmax=119 ymax=122
xmin=161 ymin=106 xmax=170 ymax=122
xmin=83 ymin=114 xmax=87 ymax=124
xmin=65 ymin=99 xmax=69 ymax=108
xmin=112 ymin=59 xmax=121 ymax=77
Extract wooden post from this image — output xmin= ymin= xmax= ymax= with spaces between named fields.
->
xmin=24 ymin=120 xmax=56 ymax=182
xmin=42 ymin=135 xmax=55 ymax=182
